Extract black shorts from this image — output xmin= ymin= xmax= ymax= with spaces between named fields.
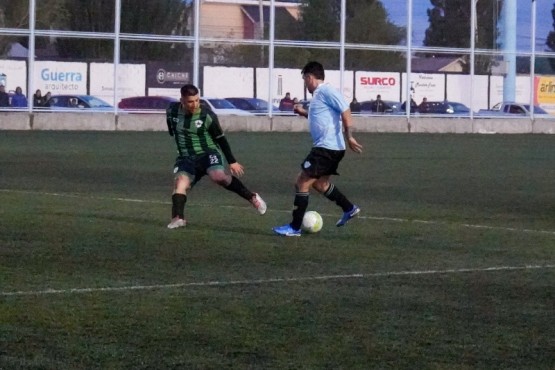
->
xmin=301 ymin=147 xmax=345 ymax=178
xmin=173 ymin=150 xmax=225 ymax=185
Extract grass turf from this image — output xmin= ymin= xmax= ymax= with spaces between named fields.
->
xmin=1 ymin=131 xmax=554 ymax=369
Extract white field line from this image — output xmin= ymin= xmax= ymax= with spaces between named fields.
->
xmin=3 ymin=188 xmax=555 ymax=236
xmin=2 ymin=264 xmax=554 ymax=297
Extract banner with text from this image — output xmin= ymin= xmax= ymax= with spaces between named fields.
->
xmin=535 ymin=76 xmax=555 ymax=114
xmin=34 ymin=61 xmax=87 ymax=95
xmin=355 ymin=71 xmax=401 ymax=102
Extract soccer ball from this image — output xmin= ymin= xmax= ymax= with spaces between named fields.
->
xmin=302 ymin=211 xmax=323 ymax=233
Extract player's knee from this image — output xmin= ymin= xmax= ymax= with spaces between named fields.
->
xmin=175 ymin=176 xmax=190 ymax=193
xmin=210 ymin=172 xmax=230 ymax=186
xmin=312 ymin=180 xmax=329 ymax=193
xmin=295 ymin=176 xmax=311 ymax=192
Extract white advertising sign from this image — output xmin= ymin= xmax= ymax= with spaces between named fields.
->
xmin=320 ymin=70 xmax=354 ymax=102
xmin=355 ymin=71 xmax=401 ymax=102
xmin=256 ymin=68 xmax=303 ymax=106
xmin=446 ymin=74 xmax=490 ymax=111
xmin=203 ymin=66 xmax=253 ymax=98
xmin=256 ymin=68 xmax=353 ymax=105
xmin=446 ymin=74 xmax=471 ymax=108
xmin=0 ymin=60 xmax=27 ymax=95
xmin=34 ymin=61 xmax=87 ymax=95
xmin=402 ymin=73 xmax=446 ymax=104
xmin=489 ymin=75 xmax=531 ymax=107
xmin=90 ymin=63 xmax=145 ymax=105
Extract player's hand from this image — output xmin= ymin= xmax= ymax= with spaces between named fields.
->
xmin=229 ymin=162 xmax=245 ymax=177
xmin=294 ymin=104 xmax=307 ymax=117
xmin=347 ymin=137 xmax=363 ymax=153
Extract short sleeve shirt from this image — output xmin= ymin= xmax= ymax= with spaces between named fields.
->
xmin=166 ymin=103 xmax=225 ymax=157
xmin=307 ymin=83 xmax=348 ymax=151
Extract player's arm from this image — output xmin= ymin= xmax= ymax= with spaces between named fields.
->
xmin=165 ymin=103 xmax=178 ymax=136
xmin=207 ymin=111 xmax=245 ymax=176
xmin=294 ymin=104 xmax=308 ymax=118
xmin=341 ymin=109 xmax=363 ymax=153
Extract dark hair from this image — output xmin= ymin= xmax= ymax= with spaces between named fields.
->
xmin=301 ymin=61 xmax=325 ymax=80
xmin=180 ymin=84 xmax=199 ymax=97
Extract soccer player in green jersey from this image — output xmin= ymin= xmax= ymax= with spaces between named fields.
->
xmin=165 ymin=84 xmax=267 ymax=229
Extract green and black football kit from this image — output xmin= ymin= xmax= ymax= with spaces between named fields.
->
xmin=166 ymin=102 xmax=237 ymax=185
xmin=166 ymin=101 xmax=259 ymax=221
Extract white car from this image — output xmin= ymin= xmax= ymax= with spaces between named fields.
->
xmin=200 ymin=97 xmax=253 ymax=116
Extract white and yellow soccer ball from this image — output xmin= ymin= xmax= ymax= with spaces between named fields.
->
xmin=301 ymin=211 xmax=323 ymax=233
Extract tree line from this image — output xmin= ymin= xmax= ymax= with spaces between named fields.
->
xmin=1 ymin=1 xmax=552 ymax=74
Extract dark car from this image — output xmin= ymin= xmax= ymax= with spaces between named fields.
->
xmin=49 ymin=95 xmax=113 ymax=110
xmin=225 ymin=97 xmax=280 ymax=115
xmin=118 ymin=96 xmax=177 ymax=110
xmin=359 ymin=100 xmax=401 ymax=114
xmin=418 ymin=101 xmax=471 ymax=115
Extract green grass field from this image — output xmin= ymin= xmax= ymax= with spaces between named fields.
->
xmin=1 ymin=131 xmax=554 ymax=369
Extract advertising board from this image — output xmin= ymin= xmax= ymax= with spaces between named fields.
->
xmin=34 ymin=61 xmax=87 ymax=95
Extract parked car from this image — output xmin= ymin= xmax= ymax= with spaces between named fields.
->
xmin=477 ymin=102 xmax=549 ymax=116
xmin=418 ymin=101 xmax=471 ymax=115
xmin=118 ymin=96 xmax=177 ymax=110
xmin=200 ymin=97 xmax=253 ymax=116
xmin=118 ymin=95 xmax=252 ymax=116
xmin=359 ymin=100 xmax=402 ymax=114
xmin=225 ymin=97 xmax=280 ymax=115
xmin=48 ymin=95 xmax=113 ymax=110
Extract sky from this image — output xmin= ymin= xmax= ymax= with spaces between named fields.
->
xmin=383 ymin=0 xmax=553 ymax=51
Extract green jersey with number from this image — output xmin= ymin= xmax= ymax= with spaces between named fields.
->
xmin=166 ymin=102 xmax=225 ymax=157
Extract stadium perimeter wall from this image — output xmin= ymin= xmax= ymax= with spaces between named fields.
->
xmin=2 ymin=112 xmax=555 ymax=134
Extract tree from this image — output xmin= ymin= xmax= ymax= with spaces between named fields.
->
xmin=546 ymin=3 xmax=555 ymax=53
xmin=57 ymin=0 xmax=193 ymax=62
xmin=209 ymin=0 xmax=405 ymax=70
xmin=0 ymin=0 xmax=68 ymax=57
xmin=344 ymin=0 xmax=405 ymax=71
xmin=294 ymin=0 xmax=405 ymax=70
xmin=223 ymin=0 xmax=405 ymax=69
xmin=119 ymin=0 xmax=194 ymax=63
xmin=0 ymin=0 xmax=193 ymax=61
xmin=222 ymin=6 xmax=306 ymax=68
xmin=544 ymin=3 xmax=555 ymax=72
xmin=0 ymin=0 xmax=68 ymax=29
xmin=423 ymin=0 xmax=501 ymax=73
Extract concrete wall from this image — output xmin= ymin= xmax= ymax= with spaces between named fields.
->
xmin=2 ymin=112 xmax=555 ymax=134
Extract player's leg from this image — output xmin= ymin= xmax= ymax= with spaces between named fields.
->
xmin=313 ymin=178 xmax=360 ymax=227
xmin=274 ymin=148 xmax=326 ymax=236
xmin=168 ymin=158 xmax=195 ymax=229
xmin=205 ymin=153 xmax=266 ymax=215
xmin=273 ymin=168 xmax=317 ymax=237
xmin=309 ymin=148 xmax=360 ymax=227
xmin=291 ymin=171 xmax=316 ymax=229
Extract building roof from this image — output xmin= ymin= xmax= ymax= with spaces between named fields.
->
xmin=412 ymin=57 xmax=465 ymax=73
xmin=241 ymin=5 xmax=297 ymax=24
xmin=8 ymin=43 xmax=28 ymax=58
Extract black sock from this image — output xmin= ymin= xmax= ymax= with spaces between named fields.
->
xmin=224 ymin=176 xmax=254 ymax=201
xmin=172 ymin=194 xmax=187 ymax=219
xmin=324 ymin=184 xmax=353 ymax=212
xmin=291 ymin=192 xmax=309 ymax=230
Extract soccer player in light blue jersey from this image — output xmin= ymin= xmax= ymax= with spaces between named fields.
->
xmin=273 ymin=61 xmax=363 ymax=237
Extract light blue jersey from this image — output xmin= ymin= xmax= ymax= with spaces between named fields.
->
xmin=308 ymin=83 xmax=349 ymax=150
